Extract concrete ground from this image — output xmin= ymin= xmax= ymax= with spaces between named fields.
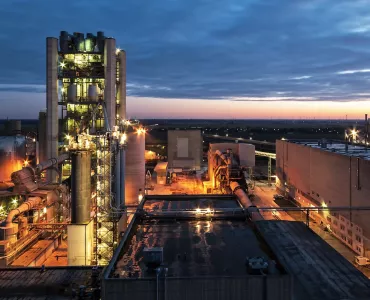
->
xmin=148 ymin=174 xmax=203 ymax=195
xmin=253 ymin=182 xmax=370 ymax=279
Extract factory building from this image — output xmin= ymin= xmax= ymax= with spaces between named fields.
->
xmin=167 ymin=130 xmax=202 ymax=171
xmin=276 ymin=140 xmax=370 ymax=258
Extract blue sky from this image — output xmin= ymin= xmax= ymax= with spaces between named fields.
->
xmin=1 ymin=0 xmax=370 ymax=118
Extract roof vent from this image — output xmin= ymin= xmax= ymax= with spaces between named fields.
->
xmin=245 ymin=256 xmax=268 ymax=275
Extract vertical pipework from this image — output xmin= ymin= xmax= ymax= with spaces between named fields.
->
xmin=46 ymin=37 xmax=59 ymax=182
xmin=117 ymin=50 xmax=127 ymax=120
xmin=115 ymin=146 xmax=121 ymax=209
xmin=71 ymin=151 xmax=91 ymax=224
xmin=104 ymin=38 xmax=116 ymax=130
xmin=119 ymin=146 xmax=125 ymax=208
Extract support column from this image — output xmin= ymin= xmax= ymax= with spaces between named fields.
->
xmin=46 ymin=37 xmax=59 ymax=182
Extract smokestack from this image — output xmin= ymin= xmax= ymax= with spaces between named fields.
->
xmin=46 ymin=37 xmax=59 ymax=182
xmin=71 ymin=150 xmax=91 ymax=224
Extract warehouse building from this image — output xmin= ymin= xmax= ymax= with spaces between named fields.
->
xmin=276 ymin=139 xmax=370 ymax=257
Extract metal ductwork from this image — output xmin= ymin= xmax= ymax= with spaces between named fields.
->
xmin=6 ymin=197 xmax=42 ymax=226
xmin=35 ymin=153 xmax=69 ymax=174
xmin=230 ymin=181 xmax=263 ymax=221
xmin=11 ymin=154 xmax=69 ymax=192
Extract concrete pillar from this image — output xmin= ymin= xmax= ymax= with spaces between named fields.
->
xmin=104 ymin=38 xmax=116 ymax=130
xmin=117 ymin=50 xmax=126 ymax=120
xmin=38 ymin=111 xmax=47 ymax=164
xmin=46 ymin=37 xmax=59 ymax=182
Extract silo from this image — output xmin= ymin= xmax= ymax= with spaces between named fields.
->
xmin=88 ymin=84 xmax=98 ymax=101
xmin=125 ymin=131 xmax=145 ymax=206
xmin=71 ymin=150 xmax=91 ymax=224
xmin=67 ymin=84 xmax=77 ymax=102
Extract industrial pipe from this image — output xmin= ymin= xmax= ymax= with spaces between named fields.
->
xmin=35 ymin=153 xmax=69 ymax=174
xmin=6 ymin=197 xmax=42 ymax=226
xmin=0 ymin=182 xmax=14 ymax=191
xmin=115 ymin=146 xmax=121 ymax=209
xmin=230 ymin=181 xmax=263 ymax=221
xmin=214 ymin=150 xmax=229 ymax=165
xmin=119 ymin=146 xmax=125 ymax=208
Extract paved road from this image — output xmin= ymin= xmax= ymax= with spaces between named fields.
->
xmin=253 ymin=183 xmax=370 ymax=278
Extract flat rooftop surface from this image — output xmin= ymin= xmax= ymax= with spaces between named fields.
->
xmin=143 ymin=195 xmax=241 ymax=211
xmin=292 ymin=140 xmax=370 ymax=160
xmin=0 ymin=267 xmax=101 ymax=299
xmin=255 ymin=220 xmax=370 ymax=300
xmin=114 ymin=218 xmax=274 ymax=278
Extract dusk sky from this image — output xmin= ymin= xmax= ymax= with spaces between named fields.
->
xmin=1 ymin=0 xmax=370 ymax=119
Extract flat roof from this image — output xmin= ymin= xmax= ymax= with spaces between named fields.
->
xmin=112 ymin=218 xmax=277 ymax=278
xmin=255 ymin=220 xmax=370 ymax=300
xmin=289 ymin=140 xmax=370 ymax=160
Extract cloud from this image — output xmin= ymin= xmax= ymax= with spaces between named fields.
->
xmin=336 ymin=69 xmax=370 ymax=75
xmin=1 ymin=0 xmax=370 ymax=118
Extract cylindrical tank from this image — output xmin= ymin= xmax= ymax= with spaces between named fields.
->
xmin=96 ymin=31 xmax=105 ymax=52
xmin=67 ymin=84 xmax=77 ymax=102
xmin=71 ymin=150 xmax=91 ymax=224
xmin=59 ymin=31 xmax=69 ymax=52
xmin=88 ymin=84 xmax=98 ymax=101
xmin=117 ymin=50 xmax=126 ymax=119
xmin=125 ymin=131 xmax=145 ymax=206
xmin=104 ymin=38 xmax=116 ymax=130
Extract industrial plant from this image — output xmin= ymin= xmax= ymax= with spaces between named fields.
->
xmin=0 ymin=31 xmax=370 ymax=300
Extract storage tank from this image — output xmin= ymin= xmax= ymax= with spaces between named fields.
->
xmin=125 ymin=130 xmax=145 ymax=206
xmin=71 ymin=150 xmax=91 ymax=224
xmin=59 ymin=31 xmax=69 ymax=52
xmin=88 ymin=84 xmax=98 ymax=101
xmin=67 ymin=84 xmax=77 ymax=102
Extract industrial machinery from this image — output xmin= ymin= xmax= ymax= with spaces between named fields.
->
xmin=46 ymin=31 xmax=145 ymax=265
xmin=207 ymin=143 xmax=255 ymax=194
xmin=0 ymin=154 xmax=69 ymax=267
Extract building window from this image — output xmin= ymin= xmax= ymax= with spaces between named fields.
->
xmin=357 ymin=246 xmax=361 ymax=252
xmin=327 ymin=216 xmax=332 ymax=223
xmin=348 ymin=239 xmax=353 ymax=246
xmin=347 ymin=230 xmax=352 ymax=236
xmin=340 ymin=224 xmax=345 ymax=231
xmin=355 ymin=235 xmax=362 ymax=243
xmin=333 ymin=220 xmax=338 ymax=226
